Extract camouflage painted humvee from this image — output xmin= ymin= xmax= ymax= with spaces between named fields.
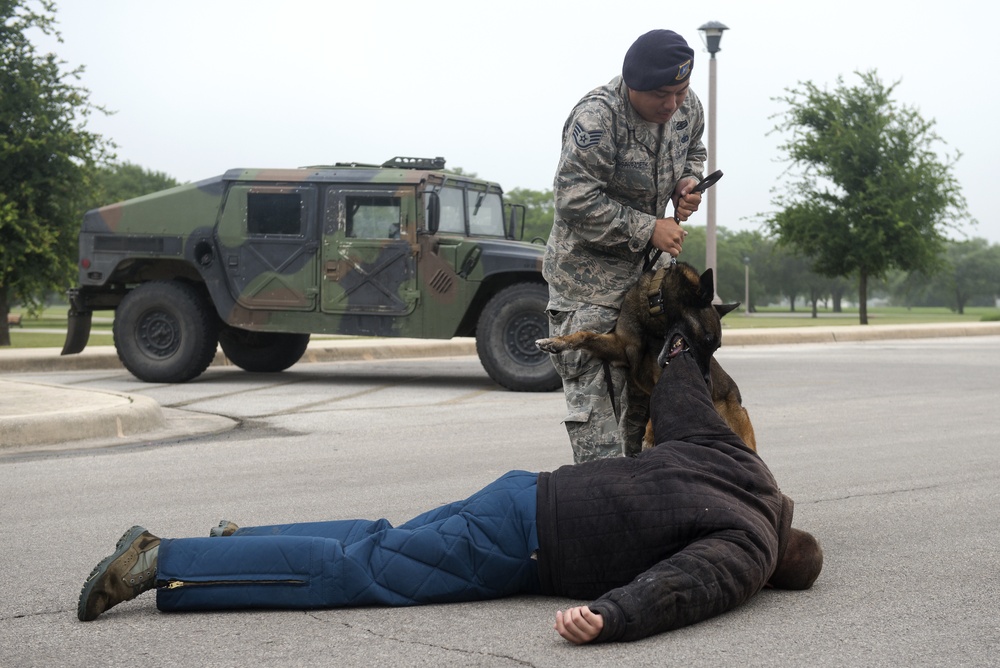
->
xmin=61 ymin=157 xmax=560 ymax=391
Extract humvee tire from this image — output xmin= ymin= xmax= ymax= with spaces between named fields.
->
xmin=219 ymin=327 xmax=310 ymax=373
xmin=113 ymin=280 xmax=220 ymax=383
xmin=476 ymin=282 xmax=560 ymax=392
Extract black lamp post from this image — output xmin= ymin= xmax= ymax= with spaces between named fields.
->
xmin=698 ymin=21 xmax=728 ymax=302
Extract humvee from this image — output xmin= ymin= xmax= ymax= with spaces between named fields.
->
xmin=61 ymin=157 xmax=560 ymax=392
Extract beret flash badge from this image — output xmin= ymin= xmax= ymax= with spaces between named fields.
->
xmin=572 ymin=122 xmax=604 ymax=149
xmin=675 ymin=59 xmax=692 ymax=81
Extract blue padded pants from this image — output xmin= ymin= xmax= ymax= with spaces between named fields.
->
xmin=156 ymin=470 xmax=540 ymax=612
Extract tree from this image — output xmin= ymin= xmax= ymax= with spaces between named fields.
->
xmin=504 ymin=186 xmax=554 ymax=244
xmin=0 ymin=0 xmax=113 ymax=345
xmin=85 ymin=161 xmax=179 ymax=211
xmin=715 ymin=228 xmax=765 ymax=309
xmin=944 ymin=240 xmax=1000 ymax=312
xmin=765 ymin=70 xmax=969 ymax=324
xmin=774 ymin=249 xmax=812 ymax=313
xmin=891 ymin=238 xmax=1000 ymax=312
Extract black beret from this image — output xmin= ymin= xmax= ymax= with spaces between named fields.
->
xmin=622 ymin=29 xmax=695 ymax=91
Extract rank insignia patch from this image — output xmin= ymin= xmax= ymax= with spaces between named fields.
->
xmin=572 ymin=122 xmax=604 ymax=150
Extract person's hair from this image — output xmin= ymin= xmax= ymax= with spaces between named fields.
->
xmin=769 ymin=528 xmax=823 ymax=590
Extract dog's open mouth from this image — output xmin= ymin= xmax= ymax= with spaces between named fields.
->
xmin=668 ymin=335 xmax=689 ymax=359
xmin=657 ymin=334 xmax=689 ymax=367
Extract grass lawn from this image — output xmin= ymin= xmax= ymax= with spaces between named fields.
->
xmin=725 ymin=305 xmax=1000 ymax=329
xmin=4 ymin=305 xmax=999 ymax=349
xmin=6 ymin=307 xmax=114 ymax=349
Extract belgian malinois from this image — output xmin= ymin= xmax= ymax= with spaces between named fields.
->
xmin=536 ymin=261 xmax=756 ymax=453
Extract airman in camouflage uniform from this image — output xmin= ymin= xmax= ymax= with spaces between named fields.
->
xmin=543 ymin=30 xmax=707 ymax=462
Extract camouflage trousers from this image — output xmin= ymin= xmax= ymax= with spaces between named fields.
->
xmin=546 ymin=306 xmax=647 ymax=463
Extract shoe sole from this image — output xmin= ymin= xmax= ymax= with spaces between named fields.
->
xmin=77 ymin=525 xmax=147 ymax=622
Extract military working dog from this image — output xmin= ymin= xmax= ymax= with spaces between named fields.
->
xmin=536 ymin=261 xmax=756 ymax=454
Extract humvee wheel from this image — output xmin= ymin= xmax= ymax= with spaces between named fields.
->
xmin=475 ymin=283 xmax=561 ymax=392
xmin=219 ymin=327 xmax=310 ymax=373
xmin=113 ymin=281 xmax=220 ymax=383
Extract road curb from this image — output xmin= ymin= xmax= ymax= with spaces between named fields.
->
xmin=721 ymin=321 xmax=1000 ymax=346
xmin=3 ymin=324 xmax=1000 ymax=374
xmin=0 ymin=380 xmax=165 ymax=448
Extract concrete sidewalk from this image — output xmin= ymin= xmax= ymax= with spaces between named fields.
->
xmin=2 ymin=322 xmax=999 ymax=451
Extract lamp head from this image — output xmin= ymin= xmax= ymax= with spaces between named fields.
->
xmin=698 ymin=21 xmax=729 ymax=55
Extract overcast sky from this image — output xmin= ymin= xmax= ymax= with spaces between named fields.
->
xmin=33 ymin=0 xmax=1000 ymax=244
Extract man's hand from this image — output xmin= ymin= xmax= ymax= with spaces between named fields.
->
xmin=673 ymin=177 xmax=703 ymax=222
xmin=651 ymin=217 xmax=686 ymax=257
xmin=554 ymin=606 xmax=604 ymax=644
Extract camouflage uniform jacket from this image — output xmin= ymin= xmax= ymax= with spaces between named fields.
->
xmin=543 ymin=76 xmax=706 ymax=311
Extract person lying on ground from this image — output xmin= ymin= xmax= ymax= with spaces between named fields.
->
xmin=77 ymin=341 xmax=822 ymax=644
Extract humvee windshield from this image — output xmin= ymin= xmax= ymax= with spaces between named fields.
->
xmin=430 ymin=185 xmax=506 ymax=237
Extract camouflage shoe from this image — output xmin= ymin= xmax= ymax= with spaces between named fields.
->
xmin=77 ymin=526 xmax=160 ymax=622
xmin=209 ymin=520 xmax=239 ymax=537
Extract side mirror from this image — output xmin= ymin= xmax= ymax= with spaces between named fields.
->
xmin=424 ymin=192 xmax=440 ymax=235
xmin=505 ymin=203 xmax=526 ymax=240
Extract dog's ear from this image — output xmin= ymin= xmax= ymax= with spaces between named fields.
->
xmin=698 ymin=269 xmax=714 ymax=305
xmin=716 ymin=302 xmax=740 ymax=318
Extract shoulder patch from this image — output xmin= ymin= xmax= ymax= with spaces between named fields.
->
xmin=572 ymin=123 xmax=604 ymax=150
xmin=675 ymin=120 xmax=688 ymax=131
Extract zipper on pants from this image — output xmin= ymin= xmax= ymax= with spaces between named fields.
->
xmin=165 ymin=578 xmax=306 ymax=589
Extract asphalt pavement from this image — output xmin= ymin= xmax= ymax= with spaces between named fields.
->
xmin=3 ymin=328 xmax=999 ymax=666
xmin=2 ymin=321 xmax=999 ymax=450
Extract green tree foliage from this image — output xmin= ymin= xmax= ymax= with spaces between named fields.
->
xmin=765 ymin=70 xmax=969 ymax=324
xmin=681 ymin=226 xmax=770 ymax=310
xmin=715 ymin=229 xmax=761 ymax=310
xmin=504 ymin=187 xmax=554 ymax=244
xmin=0 ymin=0 xmax=112 ymax=345
xmin=889 ymin=238 xmax=1000 ymax=312
xmin=939 ymin=240 xmax=1000 ymax=313
xmin=85 ymin=162 xmax=179 ymax=211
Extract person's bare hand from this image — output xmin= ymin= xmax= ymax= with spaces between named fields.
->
xmin=673 ymin=177 xmax=702 ymax=222
xmin=554 ymin=606 xmax=604 ymax=644
xmin=650 ymin=217 xmax=687 ymax=257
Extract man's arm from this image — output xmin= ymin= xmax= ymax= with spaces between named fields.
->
xmin=585 ymin=529 xmax=776 ymax=643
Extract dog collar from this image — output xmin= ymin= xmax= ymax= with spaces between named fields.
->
xmin=647 ymin=266 xmax=668 ymax=317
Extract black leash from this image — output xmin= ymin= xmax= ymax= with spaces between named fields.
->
xmin=603 ymin=359 xmax=620 ymax=422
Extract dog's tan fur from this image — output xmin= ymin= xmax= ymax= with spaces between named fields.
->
xmin=537 ymin=262 xmax=756 ymax=452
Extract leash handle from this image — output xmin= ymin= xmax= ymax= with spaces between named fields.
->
xmin=690 ymin=169 xmax=724 ymax=194
xmin=671 ymin=169 xmax=724 ymax=219
xmin=647 ymin=170 xmax=725 ymax=272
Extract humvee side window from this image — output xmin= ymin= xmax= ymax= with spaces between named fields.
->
xmin=347 ymin=196 xmax=401 ymax=239
xmin=247 ymin=192 xmax=303 ymax=236
xmin=436 ymin=187 xmax=465 ymax=234
xmin=467 ymin=190 xmax=505 ymax=237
